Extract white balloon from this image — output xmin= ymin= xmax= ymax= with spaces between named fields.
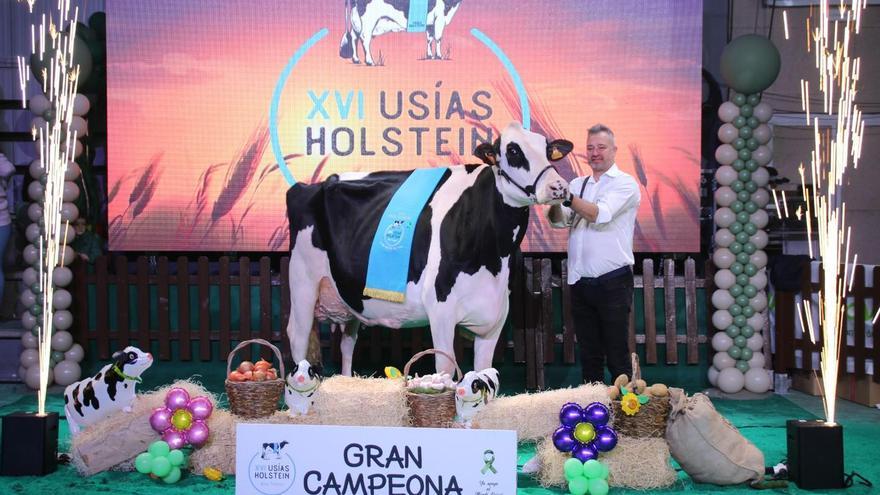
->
xmin=712 ymin=289 xmax=734 ymax=309
xmin=715 ymin=145 xmax=738 ymax=166
xmin=749 ymin=270 xmax=768 ymax=291
xmin=31 ymin=116 xmax=48 ymax=132
xmin=53 ymin=289 xmax=72 ymax=310
xmin=753 ymin=124 xmax=772 ymax=144
xmin=53 ymin=360 xmax=82 ymax=387
xmin=60 ymin=202 xmax=79 ymax=222
xmin=715 ymin=228 xmax=735 ymax=248
xmin=17 ymin=366 xmax=27 ymax=381
xmin=747 ymin=333 xmax=765 ymax=351
xmin=21 ymin=331 xmax=38 ymax=350
xmin=752 ymin=146 xmax=772 ymax=166
xmin=718 ymin=367 xmax=745 ymax=393
xmin=72 ymin=94 xmax=91 ymax=116
xmin=20 ymin=289 xmax=36 ymax=307
xmin=713 ymin=248 xmax=735 ymax=269
xmin=53 ymin=266 xmax=74 ymax=287
xmin=24 ymin=365 xmax=52 ymax=390
xmin=713 ymin=351 xmax=736 ymax=370
xmin=747 ymin=312 xmax=768 ymax=333
xmin=29 ymin=94 xmax=51 ymax=114
xmin=715 ymin=165 xmax=737 ymax=185
xmin=744 ymin=368 xmax=772 ymax=393
xmin=708 ymin=366 xmax=721 ymax=387
xmin=63 ymin=181 xmax=81 ymax=202
xmin=712 ymin=310 xmax=733 ymax=330
xmin=54 ymin=310 xmax=74 ymax=330
xmin=64 ymin=343 xmax=85 ymax=362
xmin=748 ymin=352 xmax=766 ymax=369
xmin=751 ymin=188 xmax=770 ymax=208
xmin=19 ymin=348 xmax=40 ymax=368
xmin=718 ymin=123 xmax=739 ymax=143
xmin=27 ymin=203 xmax=43 ymax=222
xmin=70 ymin=116 xmax=88 ymax=137
xmin=21 ymin=311 xmax=37 ymax=330
xmin=61 ymin=223 xmax=76 ymax=244
xmin=718 ymin=102 xmax=740 ymax=122
xmin=714 ymin=269 xmax=736 ymax=290
xmin=27 ymin=181 xmax=45 ymax=201
xmin=59 ymin=246 xmax=76 ymax=266
xmin=714 ymin=186 xmax=736 ymax=207
xmin=749 ymin=230 xmax=769 ymax=250
xmin=753 ymin=102 xmax=773 ymax=123
xmin=751 ymin=167 xmax=769 ymax=187
xmin=749 ymin=250 xmax=768 ymax=269
xmin=23 ymin=244 xmax=40 ymax=265
xmin=73 ymin=140 xmax=83 ymax=158
xmin=65 ymin=161 xmax=81 ymax=181
xmin=29 ymin=159 xmax=45 ymax=179
xmin=714 ymin=207 xmax=736 ymax=228
xmin=25 ymin=223 xmax=41 ymax=243
xmin=712 ymin=332 xmax=734 ymax=352
xmin=749 ymin=292 xmax=768 ymax=312
xmin=750 ymin=209 xmax=769 ymax=229
xmin=51 ymin=330 xmax=73 ymax=351
xmin=23 ymin=267 xmax=39 ymax=287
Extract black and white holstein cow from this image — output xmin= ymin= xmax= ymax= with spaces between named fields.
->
xmin=340 ymin=0 xmax=463 ymax=66
xmin=286 ymin=122 xmax=571 ymax=376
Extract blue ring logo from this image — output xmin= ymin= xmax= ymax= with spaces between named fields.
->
xmin=268 ymin=27 xmax=530 ymax=185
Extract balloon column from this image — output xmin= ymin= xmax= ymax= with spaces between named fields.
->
xmin=135 ymin=441 xmax=187 ymax=484
xmin=709 ymin=35 xmax=779 ymax=394
xmin=150 ymin=388 xmax=214 ymax=449
xmin=564 ymin=458 xmax=610 ymax=495
xmin=553 ymin=402 xmax=618 ymax=462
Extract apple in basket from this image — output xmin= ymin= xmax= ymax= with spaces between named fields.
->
xmin=229 ymin=359 xmax=278 ymax=382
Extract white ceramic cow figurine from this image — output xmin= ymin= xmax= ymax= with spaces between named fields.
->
xmin=63 ymin=346 xmax=153 ymax=434
xmin=455 ymin=367 xmax=500 ymax=426
xmin=285 ymin=360 xmax=321 ymax=416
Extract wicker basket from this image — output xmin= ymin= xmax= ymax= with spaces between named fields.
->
xmin=611 ymin=353 xmax=671 ymax=438
xmin=403 ymin=349 xmax=462 ymax=428
xmin=225 ymin=339 xmax=286 ymax=419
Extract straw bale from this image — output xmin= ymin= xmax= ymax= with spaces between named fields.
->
xmin=471 ymin=383 xmax=608 ymax=441
xmin=310 ymin=375 xmax=409 ymax=427
xmin=535 ymin=436 xmax=677 ymax=489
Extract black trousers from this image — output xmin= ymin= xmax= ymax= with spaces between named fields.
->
xmin=570 ymin=268 xmax=634 ymax=383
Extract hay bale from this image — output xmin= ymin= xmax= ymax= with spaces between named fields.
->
xmin=70 ymin=380 xmax=217 ymax=476
xmin=471 ymin=384 xmax=607 ymax=441
xmin=535 ymin=436 xmax=677 ymax=489
xmin=311 ymin=375 xmax=409 ymax=427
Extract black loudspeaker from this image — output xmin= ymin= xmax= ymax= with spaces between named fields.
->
xmin=0 ymin=412 xmax=59 ymax=476
xmin=786 ymin=419 xmax=844 ymax=489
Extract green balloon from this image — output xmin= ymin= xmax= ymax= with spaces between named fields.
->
xmin=744 ymin=263 xmax=758 ymax=277
xmin=729 ymin=222 xmax=744 ymax=234
xmin=50 ymin=351 xmax=64 ymax=365
xmin=726 ymin=325 xmax=741 ymax=338
xmin=730 ymin=262 xmax=744 ymax=275
xmin=733 ymin=116 xmax=747 ymax=128
xmin=744 ymin=223 xmax=758 ymax=235
xmin=745 ymin=201 xmax=759 ymax=214
xmin=728 ymin=346 xmax=742 ymax=359
xmin=148 ymin=441 xmax=170 ymax=458
xmin=741 ymin=325 xmax=755 ymax=338
xmin=736 ymin=252 xmax=750 ymax=265
xmin=30 ymin=305 xmax=42 ymax=316
xmin=736 ymin=211 xmax=751 ymax=224
xmin=743 ymin=242 xmax=756 ymax=254
xmin=737 ymin=148 xmax=752 ymax=161
xmin=732 ymin=93 xmax=747 ymax=106
xmin=731 ymin=180 xmax=745 ymax=192
xmin=568 ymin=476 xmax=589 ymax=495
xmin=737 ymin=190 xmax=752 ymax=202
xmin=163 ymin=466 xmax=182 ymax=484
xmin=564 ymin=458 xmax=584 ymax=480
xmin=31 ymin=327 xmax=40 ymax=337
xmin=732 ymin=159 xmax=746 ymax=171
xmin=735 ymin=294 xmax=749 ymax=307
xmin=735 ymin=232 xmax=749 ymax=244
xmin=589 ymin=479 xmax=610 ymax=495
xmin=734 ymin=335 xmax=747 ymax=348
xmin=730 ymin=200 xmax=744 ymax=213
xmin=747 ymin=94 xmax=761 ymax=106
xmin=738 ymin=170 xmax=752 ymax=182
xmin=729 ymin=241 xmax=743 ymax=253
xmin=741 ymin=305 xmax=755 ymax=318
xmin=734 ymin=315 xmax=748 ymax=327
xmin=151 ymin=456 xmax=172 ymax=478
xmin=741 ymin=347 xmax=754 ymax=361
xmin=167 ymin=449 xmax=185 ymax=467
xmin=729 ymin=304 xmax=742 ymax=316
xmin=135 ymin=453 xmax=153 ymax=474
xmin=582 ymin=459 xmax=603 ymax=479
xmin=31 ymin=283 xmax=41 ymax=294
xmin=736 ymin=360 xmax=751 ymax=373
xmin=720 ymin=34 xmax=782 ymax=93
xmin=739 ymin=105 xmax=754 ymax=118
xmin=743 ymin=285 xmax=757 ymax=298
xmin=745 ymin=181 xmax=759 ymax=193
xmin=729 ymin=284 xmax=744 ymax=297
xmin=88 ymin=12 xmax=106 ymax=39
xmin=746 ymin=138 xmax=760 ymax=151
xmin=748 ymin=116 xmax=760 ymax=129
xmin=733 ymin=138 xmax=746 ymax=150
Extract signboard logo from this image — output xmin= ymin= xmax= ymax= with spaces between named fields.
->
xmin=248 ymin=440 xmax=296 ymax=495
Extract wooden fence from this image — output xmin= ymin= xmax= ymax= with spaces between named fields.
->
xmin=71 ymin=255 xmax=711 ymax=389
xmin=774 ymin=262 xmax=879 ymax=384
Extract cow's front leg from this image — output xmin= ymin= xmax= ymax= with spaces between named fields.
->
xmin=425 ymin=32 xmax=436 ymax=59
xmin=473 ymin=319 xmax=505 ymax=372
xmin=427 ymin=313 xmax=457 ymax=375
xmin=287 ymin=276 xmax=320 ymax=364
xmin=432 ymin=19 xmax=447 ymax=59
xmin=351 ymin=30 xmax=362 ymax=64
xmin=340 ymin=320 xmax=360 ymax=376
xmin=362 ymin=33 xmax=375 ymax=65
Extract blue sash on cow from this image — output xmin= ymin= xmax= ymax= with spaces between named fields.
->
xmin=407 ymin=0 xmax=429 ymax=32
xmin=364 ymin=167 xmax=448 ymax=303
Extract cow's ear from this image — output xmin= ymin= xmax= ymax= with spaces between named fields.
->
xmin=474 ymin=138 xmax=501 ymax=166
xmin=547 ymin=139 xmax=574 ymax=162
xmin=111 ymin=351 xmax=124 ymax=366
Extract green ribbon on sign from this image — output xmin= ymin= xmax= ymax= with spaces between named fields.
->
xmin=481 ymin=450 xmax=497 ymax=474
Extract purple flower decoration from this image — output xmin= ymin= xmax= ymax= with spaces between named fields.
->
xmin=552 ymin=402 xmax=617 ymax=461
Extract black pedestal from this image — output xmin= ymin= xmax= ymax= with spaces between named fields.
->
xmin=0 ymin=412 xmax=59 ymax=476
xmin=786 ymin=419 xmax=844 ymax=490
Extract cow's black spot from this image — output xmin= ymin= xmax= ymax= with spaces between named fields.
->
xmin=71 ymin=384 xmax=84 ymax=416
xmin=464 ymin=164 xmax=481 ymax=174
xmin=94 ymin=372 xmax=102 ymax=380
xmin=387 ymin=0 xmax=409 ymax=15
xmin=82 ymin=382 xmax=99 ymax=412
xmin=435 ymin=167 xmax=529 ymax=301
xmin=505 ymin=142 xmax=529 ymax=170
xmin=103 ymin=365 xmax=122 ymax=401
xmin=355 ymin=0 xmax=368 ymax=18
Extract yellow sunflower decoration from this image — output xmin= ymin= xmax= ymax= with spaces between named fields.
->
xmin=621 ymin=392 xmax=641 ymax=416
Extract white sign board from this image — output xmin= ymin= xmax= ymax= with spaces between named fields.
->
xmin=235 ymin=423 xmax=516 ymax=495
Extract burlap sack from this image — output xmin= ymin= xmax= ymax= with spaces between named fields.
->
xmin=665 ymin=389 xmax=764 ymax=485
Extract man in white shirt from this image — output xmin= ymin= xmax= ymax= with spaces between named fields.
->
xmin=547 ymin=124 xmax=641 ymax=383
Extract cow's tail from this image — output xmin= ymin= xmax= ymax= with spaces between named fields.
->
xmin=339 ymin=0 xmax=354 ymax=59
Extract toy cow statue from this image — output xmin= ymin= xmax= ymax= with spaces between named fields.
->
xmin=63 ymin=346 xmax=153 ymax=434
xmin=285 ymin=360 xmax=321 ymax=416
xmin=455 ymin=367 xmax=500 ymax=426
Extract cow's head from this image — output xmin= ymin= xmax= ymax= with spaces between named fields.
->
xmin=288 ymin=359 xmax=321 ymax=392
xmin=474 ymin=122 xmax=571 ymax=206
xmin=111 ymin=346 xmax=153 ymax=377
